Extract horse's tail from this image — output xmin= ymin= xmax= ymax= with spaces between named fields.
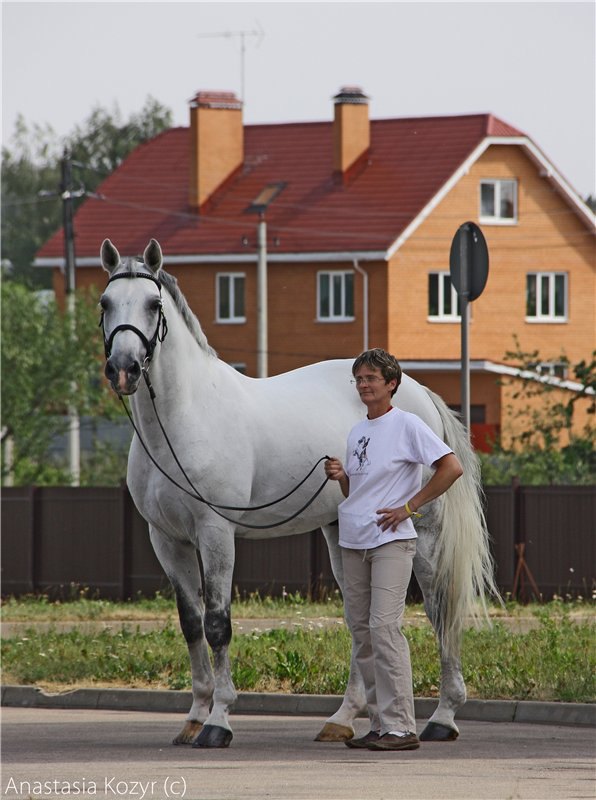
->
xmin=425 ymin=387 xmax=500 ymax=657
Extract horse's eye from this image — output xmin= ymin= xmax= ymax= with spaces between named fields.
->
xmin=149 ymin=298 xmax=162 ymax=313
xmin=99 ymin=296 xmax=108 ymax=310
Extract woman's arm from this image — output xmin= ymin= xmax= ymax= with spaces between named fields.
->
xmin=324 ymin=457 xmax=350 ymax=498
xmin=376 ymin=453 xmax=463 ymax=532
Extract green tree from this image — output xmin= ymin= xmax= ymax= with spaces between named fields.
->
xmin=0 ymin=282 xmax=123 ymax=485
xmin=1 ymin=97 xmax=172 ymax=286
xmin=480 ymin=339 xmax=595 ymax=485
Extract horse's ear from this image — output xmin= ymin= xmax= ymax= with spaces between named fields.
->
xmin=101 ymin=239 xmax=121 ymax=274
xmin=144 ymin=239 xmax=163 ymax=276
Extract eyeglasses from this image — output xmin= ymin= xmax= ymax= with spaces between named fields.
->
xmin=350 ymin=376 xmax=386 ymax=386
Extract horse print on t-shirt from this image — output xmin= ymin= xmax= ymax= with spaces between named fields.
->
xmin=353 ymin=435 xmax=371 ymax=471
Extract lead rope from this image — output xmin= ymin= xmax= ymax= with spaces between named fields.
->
xmin=118 ymin=370 xmax=331 ymax=530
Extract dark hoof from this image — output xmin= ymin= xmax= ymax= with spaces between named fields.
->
xmin=419 ymin=722 xmax=459 ymax=742
xmin=192 ymin=724 xmax=233 ymax=749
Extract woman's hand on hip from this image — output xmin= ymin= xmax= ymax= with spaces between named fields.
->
xmin=376 ymin=506 xmax=411 ymax=532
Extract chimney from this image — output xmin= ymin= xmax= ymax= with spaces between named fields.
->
xmin=189 ymin=91 xmax=243 ymax=210
xmin=333 ymin=86 xmax=370 ymax=175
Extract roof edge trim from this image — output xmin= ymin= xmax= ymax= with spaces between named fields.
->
xmin=386 ymin=136 xmax=595 ymax=258
xmin=34 ymin=251 xmax=387 ymax=269
xmin=401 ymin=359 xmax=593 ymax=394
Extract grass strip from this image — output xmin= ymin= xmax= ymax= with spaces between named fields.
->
xmin=2 ymin=612 xmax=594 ymax=703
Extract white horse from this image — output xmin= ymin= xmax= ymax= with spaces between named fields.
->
xmin=99 ymin=238 xmax=497 ymax=749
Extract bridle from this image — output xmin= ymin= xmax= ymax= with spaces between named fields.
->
xmin=100 ymin=271 xmax=168 ymax=365
xmin=99 ymin=270 xmax=331 ymax=531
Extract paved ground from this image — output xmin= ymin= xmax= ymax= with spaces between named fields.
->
xmin=2 ymin=706 xmax=595 ymax=800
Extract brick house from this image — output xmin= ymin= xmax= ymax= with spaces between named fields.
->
xmin=36 ymin=87 xmax=595 ymax=450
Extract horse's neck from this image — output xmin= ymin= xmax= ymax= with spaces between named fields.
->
xmin=132 ymin=305 xmax=230 ymax=420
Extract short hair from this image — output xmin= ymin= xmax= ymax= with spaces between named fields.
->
xmin=352 ymin=348 xmax=402 ymax=397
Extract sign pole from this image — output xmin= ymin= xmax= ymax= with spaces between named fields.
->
xmin=458 ymin=226 xmax=471 ymax=433
xmin=460 ymin=296 xmax=470 ymax=433
xmin=449 ymin=221 xmax=489 ymax=437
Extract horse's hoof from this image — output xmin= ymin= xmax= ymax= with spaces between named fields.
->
xmin=173 ymin=720 xmax=203 ymax=745
xmin=314 ymin=722 xmax=354 ymax=742
xmin=192 ymin=724 xmax=233 ymax=748
xmin=419 ymin=722 xmax=459 ymax=742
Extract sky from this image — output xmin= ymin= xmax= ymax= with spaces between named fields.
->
xmin=2 ymin=1 xmax=595 ymax=199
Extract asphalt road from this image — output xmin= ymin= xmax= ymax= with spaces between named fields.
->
xmin=2 ymin=707 xmax=595 ymax=800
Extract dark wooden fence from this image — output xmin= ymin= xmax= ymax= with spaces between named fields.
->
xmin=1 ymin=484 xmax=594 ymax=601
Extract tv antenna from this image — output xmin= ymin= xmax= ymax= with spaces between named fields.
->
xmin=197 ymin=22 xmax=264 ymax=103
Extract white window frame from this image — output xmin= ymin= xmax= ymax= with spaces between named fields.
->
xmin=528 ymin=361 xmax=569 ymax=380
xmin=216 ymin=272 xmax=246 ymax=324
xmin=479 ymin=179 xmax=518 ymax=225
xmin=317 ymin=270 xmax=355 ymax=322
xmin=428 ymin=271 xmax=461 ymax=322
xmin=526 ymin=272 xmax=568 ymax=323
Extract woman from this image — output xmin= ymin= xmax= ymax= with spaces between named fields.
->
xmin=325 ymin=348 xmax=463 ymax=751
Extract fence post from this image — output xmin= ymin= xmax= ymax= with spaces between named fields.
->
xmin=120 ymin=482 xmax=132 ymax=601
xmin=31 ymin=486 xmax=41 ymax=593
xmin=308 ymin=530 xmax=321 ymax=599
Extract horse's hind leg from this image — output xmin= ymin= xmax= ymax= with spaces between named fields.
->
xmin=149 ymin=529 xmax=214 ymax=745
xmin=314 ymin=523 xmax=366 ymax=742
xmin=414 ymin=525 xmax=466 ymax=741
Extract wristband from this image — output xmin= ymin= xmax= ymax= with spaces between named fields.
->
xmin=405 ymin=500 xmax=422 ymax=518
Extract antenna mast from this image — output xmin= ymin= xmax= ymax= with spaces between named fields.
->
xmin=197 ymin=22 xmax=264 ymax=102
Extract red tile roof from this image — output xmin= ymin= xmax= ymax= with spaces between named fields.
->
xmin=38 ymin=113 xmax=525 ymax=260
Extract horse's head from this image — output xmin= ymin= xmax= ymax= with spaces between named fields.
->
xmin=99 ymin=238 xmax=168 ymax=395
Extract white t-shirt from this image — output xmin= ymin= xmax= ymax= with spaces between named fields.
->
xmin=338 ymin=407 xmax=453 ymax=549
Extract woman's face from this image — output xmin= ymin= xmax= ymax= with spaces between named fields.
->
xmin=353 ymin=365 xmax=396 ymax=408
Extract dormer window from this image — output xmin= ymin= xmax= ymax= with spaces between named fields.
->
xmin=480 ymin=179 xmax=517 ymax=224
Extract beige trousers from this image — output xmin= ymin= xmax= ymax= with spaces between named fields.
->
xmin=341 ymin=538 xmax=417 ymax=735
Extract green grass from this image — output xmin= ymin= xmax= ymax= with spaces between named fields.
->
xmin=0 ymin=588 xmax=345 ymax=622
xmin=1 ymin=605 xmax=594 ymax=702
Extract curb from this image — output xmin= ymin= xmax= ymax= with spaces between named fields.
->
xmin=2 ymin=685 xmax=594 ymax=728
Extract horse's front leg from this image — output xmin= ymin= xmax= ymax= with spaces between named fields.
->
xmin=148 ymin=529 xmax=214 ymax=745
xmin=192 ymin=525 xmax=237 ymax=749
xmin=315 ymin=523 xmax=366 ymax=742
xmin=414 ymin=525 xmax=466 ymax=741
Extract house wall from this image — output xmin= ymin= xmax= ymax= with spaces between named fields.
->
xmin=170 ymin=259 xmax=389 ymax=376
xmin=52 ymin=142 xmax=592 ymax=445
xmin=407 ymin=371 xmax=502 ymax=426
xmin=387 ymin=144 xmax=594 ymax=366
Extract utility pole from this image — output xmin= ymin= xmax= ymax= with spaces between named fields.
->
xmin=60 ymin=149 xmax=80 ymax=486
xmin=256 ymin=214 xmax=268 ymax=378
xmin=246 ymin=181 xmax=286 ymax=379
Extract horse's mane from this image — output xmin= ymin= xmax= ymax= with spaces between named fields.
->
xmin=160 ymin=270 xmax=217 ymax=357
xmin=124 ymin=257 xmax=217 ymax=357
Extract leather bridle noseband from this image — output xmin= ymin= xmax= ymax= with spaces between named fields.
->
xmin=99 ymin=271 xmax=168 ymax=363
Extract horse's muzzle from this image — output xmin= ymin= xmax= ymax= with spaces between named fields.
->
xmin=105 ymin=358 xmax=142 ymax=395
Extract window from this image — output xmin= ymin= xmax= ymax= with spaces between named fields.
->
xmin=528 ymin=362 xmax=568 ymax=380
xmin=217 ymin=273 xmax=245 ymax=323
xmin=428 ymin=272 xmax=461 ymax=320
xmin=480 ymin=179 xmax=517 ymax=223
xmin=318 ymin=271 xmax=354 ymax=321
xmin=526 ymin=272 xmax=567 ymax=322
xmin=228 ymin=362 xmax=247 ymax=374
xmin=448 ymin=405 xmax=486 ymax=424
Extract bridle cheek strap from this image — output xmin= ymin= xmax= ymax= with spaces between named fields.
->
xmin=99 ymin=271 xmax=168 ymax=363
